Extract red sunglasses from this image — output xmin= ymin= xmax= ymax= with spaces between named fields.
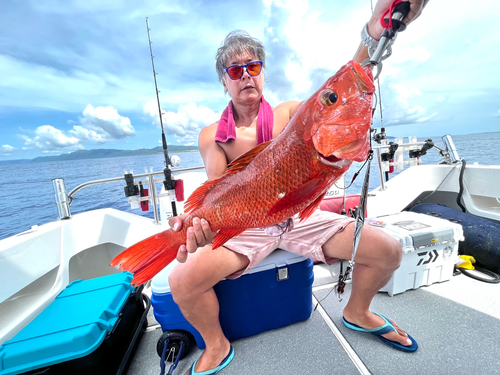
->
xmin=224 ymin=61 xmax=263 ymax=80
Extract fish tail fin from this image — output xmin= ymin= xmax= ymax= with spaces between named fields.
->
xmin=110 ymin=229 xmax=181 ymax=286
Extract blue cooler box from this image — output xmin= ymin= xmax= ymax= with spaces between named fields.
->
xmin=151 ymin=250 xmax=314 ymax=349
xmin=0 ymin=272 xmax=149 ymax=375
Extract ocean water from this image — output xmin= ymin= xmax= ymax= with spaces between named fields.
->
xmin=1 ymin=132 xmax=499 ymax=241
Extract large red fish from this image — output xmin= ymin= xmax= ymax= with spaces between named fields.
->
xmin=111 ymin=61 xmax=375 ymax=285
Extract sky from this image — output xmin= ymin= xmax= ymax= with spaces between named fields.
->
xmin=0 ymin=0 xmax=499 ymax=161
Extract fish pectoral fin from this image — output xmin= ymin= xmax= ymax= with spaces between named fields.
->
xmin=299 ymin=192 xmax=327 ymax=222
xmin=212 ymin=228 xmax=246 ymax=250
xmin=268 ymin=177 xmax=324 ymax=217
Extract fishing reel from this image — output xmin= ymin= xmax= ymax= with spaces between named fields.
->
xmin=372 ymin=127 xmax=387 ymax=144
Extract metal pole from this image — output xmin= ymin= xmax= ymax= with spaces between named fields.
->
xmin=67 ymin=166 xmax=204 ymax=201
xmin=52 ymin=178 xmax=71 ymax=219
xmin=148 ymin=173 xmax=160 ymax=224
xmin=375 ymin=148 xmax=386 ymax=190
xmin=442 ymin=135 xmax=460 ymax=163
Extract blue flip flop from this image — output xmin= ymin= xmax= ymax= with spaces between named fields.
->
xmin=343 ymin=312 xmax=418 ymax=352
xmin=189 ymin=345 xmax=235 ymax=374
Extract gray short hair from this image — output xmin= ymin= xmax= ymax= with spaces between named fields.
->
xmin=215 ymin=30 xmax=266 ymax=84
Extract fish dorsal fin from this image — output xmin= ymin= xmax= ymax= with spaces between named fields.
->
xmin=299 ymin=191 xmax=327 ymax=222
xmin=212 ymin=228 xmax=246 ymax=249
xmin=268 ymin=177 xmax=324 ymax=217
xmin=184 ymin=179 xmax=218 ymax=214
xmin=226 ymin=141 xmax=271 ymax=175
xmin=184 ymin=141 xmax=271 ymax=214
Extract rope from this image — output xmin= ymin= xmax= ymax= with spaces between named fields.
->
xmin=380 ymin=0 xmax=403 ymax=29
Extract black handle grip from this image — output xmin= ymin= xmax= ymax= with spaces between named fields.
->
xmin=394 ymin=1 xmax=411 ymax=19
xmin=384 ymin=1 xmax=411 ymax=33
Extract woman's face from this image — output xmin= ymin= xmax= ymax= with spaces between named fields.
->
xmin=222 ymin=51 xmax=264 ymax=104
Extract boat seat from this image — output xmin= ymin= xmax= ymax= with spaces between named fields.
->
xmin=319 ymin=194 xmax=365 ymax=217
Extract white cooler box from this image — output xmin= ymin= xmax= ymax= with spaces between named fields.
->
xmin=368 ymin=211 xmax=464 ymax=296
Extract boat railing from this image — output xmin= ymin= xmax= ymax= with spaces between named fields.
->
xmin=53 ymin=166 xmax=206 ymax=223
xmin=53 ymin=136 xmax=459 ymax=220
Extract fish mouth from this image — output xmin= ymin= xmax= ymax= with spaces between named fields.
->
xmin=317 ymin=153 xmax=351 ymax=169
xmin=350 ymin=62 xmax=375 ymax=94
xmin=314 ymin=132 xmax=370 ymax=163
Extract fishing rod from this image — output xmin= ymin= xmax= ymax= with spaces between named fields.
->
xmin=335 ymin=0 xmax=411 ymax=300
xmin=146 ymin=17 xmax=178 ymax=217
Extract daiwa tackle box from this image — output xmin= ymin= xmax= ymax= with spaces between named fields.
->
xmin=151 ymin=250 xmax=314 ymax=349
xmin=0 ymin=272 xmax=150 ymax=375
xmin=369 ymin=211 xmax=464 ymax=296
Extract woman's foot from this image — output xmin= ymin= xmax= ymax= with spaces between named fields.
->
xmin=343 ymin=309 xmax=412 ymax=347
xmin=186 ymin=339 xmax=232 ymax=375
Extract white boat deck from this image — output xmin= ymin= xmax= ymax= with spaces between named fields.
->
xmin=127 ymin=261 xmax=500 ymax=375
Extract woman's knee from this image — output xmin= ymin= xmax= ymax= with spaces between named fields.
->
xmin=378 ymin=234 xmax=402 ymax=270
xmin=167 ymin=247 xmax=226 ymax=304
xmin=360 ymin=228 xmax=402 ymax=270
xmin=168 ymin=265 xmax=201 ymax=304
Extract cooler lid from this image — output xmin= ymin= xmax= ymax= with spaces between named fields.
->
xmin=151 ymin=249 xmax=307 ymax=294
xmin=368 ymin=211 xmax=463 ymax=252
xmin=151 ymin=259 xmax=179 ymax=294
xmin=243 ymin=249 xmax=307 ymax=275
xmin=0 ymin=272 xmax=133 ymax=375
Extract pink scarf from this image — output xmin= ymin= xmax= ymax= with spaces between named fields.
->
xmin=215 ymin=95 xmax=273 ymax=145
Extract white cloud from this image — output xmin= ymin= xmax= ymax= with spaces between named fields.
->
xmin=71 ymin=104 xmax=135 ymax=143
xmin=20 ymin=125 xmax=82 ymax=152
xmin=436 ymin=94 xmax=450 ymax=103
xmin=285 ymin=61 xmax=311 ymax=93
xmin=389 ymin=46 xmax=431 ymax=64
xmin=83 ymin=104 xmax=134 ymax=137
xmin=19 ymin=105 xmax=135 ymax=153
xmin=0 ymin=145 xmax=16 ymax=156
xmin=496 ymin=109 xmax=500 ymax=117
xmin=379 ymin=81 xmax=435 ymax=126
xmin=69 ymin=125 xmax=105 ymax=144
xmin=144 ymin=100 xmax=221 ymax=144
xmin=392 ymin=83 xmax=422 ymax=101
xmin=262 ymin=0 xmax=373 ymax=101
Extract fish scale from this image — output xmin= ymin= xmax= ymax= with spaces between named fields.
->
xmin=111 ymin=60 xmax=375 ymax=285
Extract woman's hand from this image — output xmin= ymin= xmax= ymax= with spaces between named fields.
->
xmin=368 ymin=0 xmax=428 ymax=40
xmin=169 ymin=215 xmax=217 ymax=263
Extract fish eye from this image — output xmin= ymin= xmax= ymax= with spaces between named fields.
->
xmin=321 ymin=90 xmax=338 ymax=106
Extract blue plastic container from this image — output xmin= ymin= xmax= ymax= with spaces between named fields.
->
xmin=151 ymin=250 xmax=314 ymax=349
xmin=0 ymin=272 xmax=136 ymax=375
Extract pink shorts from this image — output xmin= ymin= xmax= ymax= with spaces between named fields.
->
xmin=223 ymin=210 xmax=354 ymax=279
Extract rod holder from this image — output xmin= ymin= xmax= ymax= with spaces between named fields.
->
xmin=52 ymin=178 xmax=71 ymax=220
xmin=148 ymin=173 xmax=160 ymax=224
xmin=442 ymin=135 xmax=460 ymax=163
xmin=375 ymin=148 xmax=386 ymax=191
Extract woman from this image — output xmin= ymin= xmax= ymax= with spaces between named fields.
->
xmin=170 ymin=1 xmax=427 ymax=373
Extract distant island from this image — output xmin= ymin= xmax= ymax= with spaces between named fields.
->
xmin=0 ymin=145 xmax=199 ymax=165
